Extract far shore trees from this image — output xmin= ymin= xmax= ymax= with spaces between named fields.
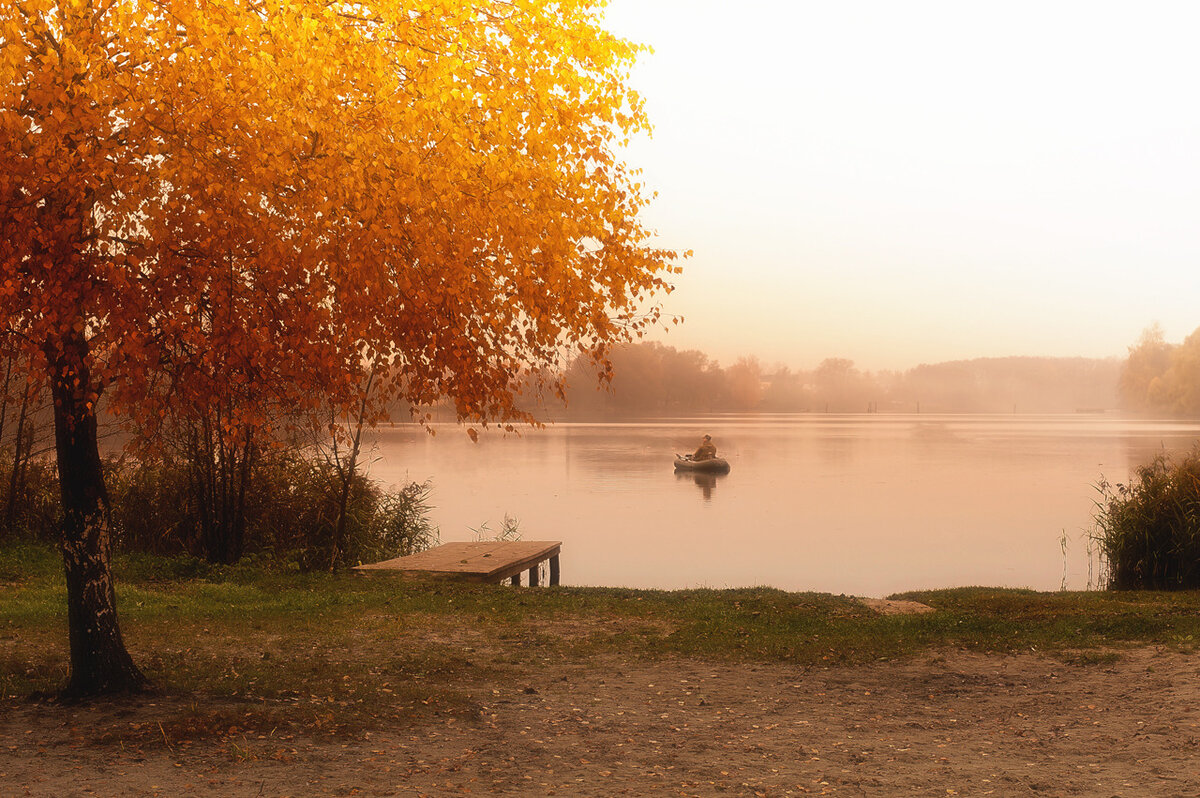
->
xmin=562 ymin=343 xmax=1119 ymax=416
xmin=1 ymin=0 xmax=679 ymax=696
xmin=1119 ymin=325 xmax=1175 ymax=412
xmin=1118 ymin=324 xmax=1200 ymax=416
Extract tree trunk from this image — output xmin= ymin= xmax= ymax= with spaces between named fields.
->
xmin=48 ymin=332 xmax=146 ymax=696
xmin=185 ymin=409 xmax=252 ymax=566
xmin=0 ymin=351 xmax=13 ymax=446
xmin=5 ymin=380 xmax=31 ymax=533
xmin=329 ymin=371 xmax=373 ymax=572
xmin=231 ymin=434 xmax=252 ymax=564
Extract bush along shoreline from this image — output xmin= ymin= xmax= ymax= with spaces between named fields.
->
xmin=2 ymin=447 xmax=439 ymax=572
xmin=1092 ymin=447 xmax=1200 ymax=590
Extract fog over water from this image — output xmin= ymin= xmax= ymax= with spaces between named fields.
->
xmin=369 ymin=415 xmax=1200 ymax=596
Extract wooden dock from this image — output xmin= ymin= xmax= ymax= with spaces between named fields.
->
xmin=352 ymin=541 xmax=561 ymax=586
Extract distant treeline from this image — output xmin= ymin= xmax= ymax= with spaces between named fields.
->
xmin=557 ymin=342 xmax=1121 ymax=415
xmin=1119 ymin=324 xmax=1200 ymax=415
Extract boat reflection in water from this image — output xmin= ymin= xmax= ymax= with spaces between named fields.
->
xmin=676 ymin=468 xmax=724 ymax=501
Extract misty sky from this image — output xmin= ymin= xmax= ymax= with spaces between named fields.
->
xmin=603 ymin=0 xmax=1200 ymax=371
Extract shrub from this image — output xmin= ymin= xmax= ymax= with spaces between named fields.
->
xmin=1 ymin=458 xmax=60 ymax=543
xmin=352 ymin=479 xmax=440 ymax=566
xmin=1091 ymin=449 xmax=1200 ymax=589
xmin=109 ymin=448 xmax=438 ymax=569
xmin=108 ymin=456 xmax=195 ymax=555
xmin=247 ymin=453 xmax=440 ymax=570
xmin=0 ymin=454 xmax=60 ymax=544
xmin=247 ymin=450 xmax=340 ymax=566
xmin=9 ymin=445 xmax=440 ymax=570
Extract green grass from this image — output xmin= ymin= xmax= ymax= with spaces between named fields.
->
xmin=7 ymin=542 xmax=1200 ymax=746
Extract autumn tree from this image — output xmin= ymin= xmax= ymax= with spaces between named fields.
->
xmin=1141 ymin=327 xmax=1200 ymax=416
xmin=0 ymin=0 xmax=679 ymax=696
xmin=1119 ymin=324 xmax=1176 ymax=412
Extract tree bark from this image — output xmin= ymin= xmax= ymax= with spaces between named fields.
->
xmin=5 ymin=380 xmax=31 ymax=533
xmin=48 ymin=332 xmax=146 ymax=696
xmin=189 ymin=411 xmax=252 ymax=565
xmin=329 ymin=371 xmax=373 ymax=572
xmin=0 ymin=351 xmax=13 ymax=446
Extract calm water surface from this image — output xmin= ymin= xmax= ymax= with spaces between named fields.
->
xmin=366 ymin=415 xmax=1200 ymax=596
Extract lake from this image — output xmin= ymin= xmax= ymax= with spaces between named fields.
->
xmin=365 ymin=415 xmax=1200 ymax=597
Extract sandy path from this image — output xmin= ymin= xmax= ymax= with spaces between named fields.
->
xmin=4 ymin=647 xmax=1200 ymax=796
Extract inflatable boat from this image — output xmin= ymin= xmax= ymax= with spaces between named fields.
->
xmin=673 ymin=455 xmax=731 ymax=473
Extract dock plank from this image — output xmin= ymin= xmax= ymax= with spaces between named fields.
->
xmin=353 ymin=541 xmax=562 ymax=584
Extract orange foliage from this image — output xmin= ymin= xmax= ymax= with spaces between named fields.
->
xmin=0 ymin=0 xmax=679 ymax=430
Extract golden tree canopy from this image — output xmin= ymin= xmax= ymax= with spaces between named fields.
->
xmin=0 ymin=0 xmax=679 ymax=428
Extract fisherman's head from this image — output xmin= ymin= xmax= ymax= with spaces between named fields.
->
xmin=703 ymin=434 xmax=711 ymax=441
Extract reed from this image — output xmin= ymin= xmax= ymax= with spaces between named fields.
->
xmin=1091 ymin=448 xmax=1200 ymax=590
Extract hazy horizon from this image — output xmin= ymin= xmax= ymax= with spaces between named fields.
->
xmin=612 ymin=341 xmax=1126 ymax=375
xmin=604 ymin=1 xmax=1200 ymax=372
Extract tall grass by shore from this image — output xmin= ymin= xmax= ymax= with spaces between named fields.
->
xmin=1092 ymin=449 xmax=1200 ymax=590
xmin=0 ymin=451 xmax=439 ymax=570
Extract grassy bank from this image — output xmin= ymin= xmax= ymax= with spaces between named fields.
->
xmin=5 ymin=542 xmax=1200 ymax=743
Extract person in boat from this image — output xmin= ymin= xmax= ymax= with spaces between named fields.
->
xmin=692 ymin=434 xmax=717 ymax=462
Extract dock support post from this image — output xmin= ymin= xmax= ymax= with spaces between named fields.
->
xmin=549 ymin=554 xmax=560 ymax=586
xmin=510 ymin=574 xmax=520 ymax=586
xmin=528 ymin=564 xmax=539 ymax=586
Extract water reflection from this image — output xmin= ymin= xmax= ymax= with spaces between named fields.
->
xmin=910 ymin=422 xmax=963 ymax=443
xmin=367 ymin=415 xmax=1200 ymax=594
xmin=675 ymin=469 xmax=722 ymax=500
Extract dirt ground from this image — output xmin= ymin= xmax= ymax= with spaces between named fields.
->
xmin=4 ymin=646 xmax=1200 ymax=797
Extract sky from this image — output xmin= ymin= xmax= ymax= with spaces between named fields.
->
xmin=601 ymin=0 xmax=1200 ymax=371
